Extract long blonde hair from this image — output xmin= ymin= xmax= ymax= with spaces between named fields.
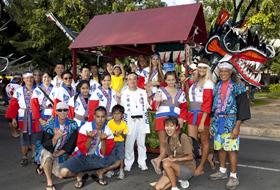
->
xmin=193 ymin=58 xmax=212 ymax=89
xmin=148 ymin=53 xmax=164 ymax=83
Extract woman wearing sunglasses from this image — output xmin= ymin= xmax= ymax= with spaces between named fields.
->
xmin=68 ymin=80 xmax=91 ymax=130
xmin=52 ymin=71 xmax=75 ymax=117
xmin=88 ymin=72 xmax=121 ymax=122
xmin=33 ymin=70 xmax=42 ymax=87
xmin=31 ymin=68 xmax=57 ymax=132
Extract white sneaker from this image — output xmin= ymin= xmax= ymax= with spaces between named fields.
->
xmin=138 ymin=164 xmax=148 ymax=171
xmin=105 ymin=170 xmax=114 ymax=178
xmin=117 ymin=170 xmax=125 ymax=180
xmin=179 ymin=180 xmax=189 ymax=188
xmin=124 ymin=166 xmax=131 ymax=172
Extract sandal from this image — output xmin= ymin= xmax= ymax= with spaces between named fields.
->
xmin=31 ymin=157 xmax=36 ymax=165
xmin=46 ymin=184 xmax=55 ymax=190
xmin=194 ymin=170 xmax=205 ymax=177
xmin=208 ymin=152 xmax=216 ymax=170
xmin=151 ymin=159 xmax=162 ymax=174
xmin=91 ymin=174 xmax=108 ymax=186
xmin=20 ymin=158 xmax=28 ymax=167
xmin=75 ymin=173 xmax=89 ymax=189
xmin=36 ymin=164 xmax=43 ymax=175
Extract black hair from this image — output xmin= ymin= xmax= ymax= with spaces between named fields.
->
xmin=164 ymin=71 xmax=179 ymax=83
xmin=99 ymin=72 xmax=111 ymax=84
xmin=104 ymin=62 xmax=114 ymax=71
xmin=41 ymin=68 xmax=53 ymax=79
xmin=55 ymin=62 xmax=65 ymax=68
xmin=61 ymin=70 xmax=73 ymax=79
xmin=80 ymin=65 xmax=90 ymax=73
xmin=112 ymin=104 xmax=125 ymax=114
xmin=164 ymin=115 xmax=179 ymax=127
xmin=94 ymin=106 xmax=107 ymax=115
xmin=76 ymin=80 xmax=90 ymax=94
xmin=90 ymin=64 xmax=98 ymax=69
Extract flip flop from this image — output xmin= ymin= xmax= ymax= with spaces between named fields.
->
xmin=46 ymin=184 xmax=55 ymax=190
xmin=194 ymin=170 xmax=205 ymax=177
xmin=208 ymin=152 xmax=216 ymax=170
xmin=151 ymin=159 xmax=162 ymax=175
xmin=75 ymin=173 xmax=89 ymax=189
xmin=91 ymin=174 xmax=108 ymax=186
xmin=36 ymin=164 xmax=43 ymax=175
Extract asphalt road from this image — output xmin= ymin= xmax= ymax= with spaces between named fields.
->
xmin=0 ymin=113 xmax=279 ymax=190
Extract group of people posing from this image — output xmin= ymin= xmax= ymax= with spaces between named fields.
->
xmin=5 ymin=53 xmax=250 ymax=190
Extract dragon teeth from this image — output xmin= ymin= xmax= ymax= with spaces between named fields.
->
xmin=255 ymin=62 xmax=261 ymax=70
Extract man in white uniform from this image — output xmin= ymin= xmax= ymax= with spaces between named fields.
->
xmin=121 ymin=72 xmax=151 ymax=171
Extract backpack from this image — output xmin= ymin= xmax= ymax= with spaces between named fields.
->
xmin=167 ymin=133 xmax=202 ymax=160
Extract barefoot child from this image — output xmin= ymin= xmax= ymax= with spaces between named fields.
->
xmin=107 ymin=104 xmax=129 ymax=179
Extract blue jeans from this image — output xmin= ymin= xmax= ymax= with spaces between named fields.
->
xmin=250 ymin=87 xmax=256 ymax=103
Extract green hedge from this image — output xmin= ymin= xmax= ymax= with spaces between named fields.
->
xmin=269 ymin=84 xmax=280 ymax=93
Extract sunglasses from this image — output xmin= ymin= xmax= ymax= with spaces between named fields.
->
xmin=34 ymin=74 xmax=41 ymax=76
xmin=56 ymin=109 xmax=69 ymax=112
xmin=63 ymin=77 xmax=72 ymax=80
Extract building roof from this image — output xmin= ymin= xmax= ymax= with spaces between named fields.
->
xmin=69 ymin=3 xmax=207 ymax=57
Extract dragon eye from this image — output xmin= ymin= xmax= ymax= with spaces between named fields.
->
xmin=226 ymin=42 xmax=231 ymax=48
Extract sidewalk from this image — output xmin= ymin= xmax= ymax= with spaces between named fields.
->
xmin=241 ymin=98 xmax=280 ymax=139
xmin=1 ymin=98 xmax=279 ymax=139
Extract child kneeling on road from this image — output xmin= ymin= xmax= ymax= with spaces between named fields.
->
xmin=106 ymin=104 xmax=129 ymax=179
xmin=154 ymin=116 xmax=196 ymax=190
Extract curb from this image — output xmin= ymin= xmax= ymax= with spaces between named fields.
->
xmin=240 ymin=126 xmax=280 ymax=139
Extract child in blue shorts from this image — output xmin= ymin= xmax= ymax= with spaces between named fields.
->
xmin=107 ymin=104 xmax=129 ymax=179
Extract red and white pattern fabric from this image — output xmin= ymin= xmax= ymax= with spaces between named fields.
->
xmin=52 ymin=83 xmax=75 ymax=116
xmin=151 ymin=87 xmax=188 ymax=131
xmin=188 ymin=80 xmax=214 ymax=126
xmin=75 ymin=79 xmax=100 ymax=95
xmin=5 ymin=86 xmax=36 ymax=132
xmin=137 ymin=67 xmax=166 ymax=95
xmin=31 ymin=85 xmax=57 ymax=132
xmin=71 ymin=121 xmax=114 ymax=158
xmin=88 ymin=86 xmax=118 ymax=122
xmin=6 ymin=81 xmax=21 ymax=99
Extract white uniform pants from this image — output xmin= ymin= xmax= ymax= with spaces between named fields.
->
xmin=125 ymin=118 xmax=147 ymax=168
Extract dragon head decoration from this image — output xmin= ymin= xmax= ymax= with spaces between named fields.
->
xmin=198 ymin=2 xmax=275 ymax=87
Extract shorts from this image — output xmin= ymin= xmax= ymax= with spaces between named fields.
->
xmin=111 ymin=141 xmax=125 ymax=160
xmin=214 ymin=133 xmax=239 ymax=151
xmin=20 ymin=132 xmax=40 ymax=146
xmin=39 ymin=149 xmax=63 ymax=177
xmin=60 ymin=153 xmax=119 ymax=174
xmin=163 ymin=164 xmax=193 ymax=181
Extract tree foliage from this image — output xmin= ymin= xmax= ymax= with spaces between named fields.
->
xmin=201 ymin=0 xmax=280 ymax=39
xmin=2 ymin=0 xmax=166 ymax=70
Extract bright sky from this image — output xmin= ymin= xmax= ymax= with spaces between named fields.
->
xmin=162 ymin=0 xmax=196 ymax=6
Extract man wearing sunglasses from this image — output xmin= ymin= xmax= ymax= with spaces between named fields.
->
xmin=60 ymin=106 xmax=120 ymax=188
xmin=35 ymin=102 xmax=78 ymax=190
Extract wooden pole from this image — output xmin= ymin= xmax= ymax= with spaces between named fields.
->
xmin=72 ymin=49 xmax=77 ymax=82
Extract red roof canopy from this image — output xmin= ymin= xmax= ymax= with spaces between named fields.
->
xmin=69 ymin=3 xmax=207 ymax=57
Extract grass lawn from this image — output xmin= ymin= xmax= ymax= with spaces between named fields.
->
xmin=254 ymin=92 xmax=280 ymax=99
xmin=250 ymin=99 xmax=271 ymax=106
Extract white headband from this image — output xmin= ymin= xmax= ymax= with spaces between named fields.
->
xmin=198 ymin=63 xmax=211 ymax=69
xmin=219 ymin=62 xmax=233 ymax=70
xmin=23 ymin=73 xmax=33 ymax=77
xmin=13 ymin=75 xmax=21 ymax=78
